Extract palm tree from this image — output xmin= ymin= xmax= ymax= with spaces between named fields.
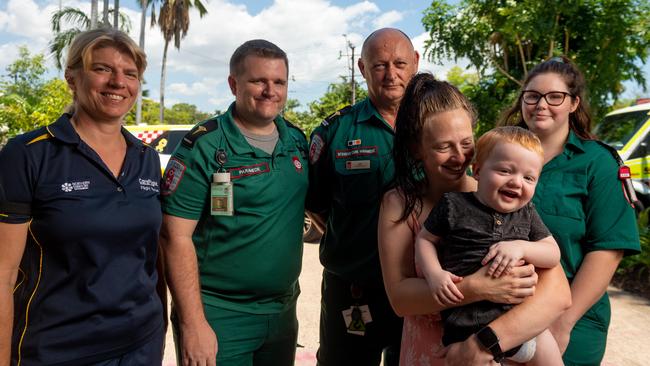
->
xmin=49 ymin=6 xmax=132 ymax=70
xmin=157 ymin=0 xmax=208 ymax=123
xmin=113 ymin=0 xmax=120 ymax=29
xmin=90 ymin=0 xmax=99 ymax=29
xmin=102 ymin=0 xmax=109 ymax=25
xmin=135 ymin=0 xmax=161 ymax=125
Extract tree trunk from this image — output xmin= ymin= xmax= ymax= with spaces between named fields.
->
xmin=136 ymin=0 xmax=147 ymax=125
xmin=103 ymin=0 xmax=109 ymax=26
xmin=160 ymin=41 xmax=169 ymax=124
xmin=113 ymin=0 xmax=119 ymax=29
xmin=90 ymin=0 xmax=99 ymax=29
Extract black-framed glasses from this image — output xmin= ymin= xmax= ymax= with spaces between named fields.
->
xmin=522 ymin=90 xmax=573 ymax=106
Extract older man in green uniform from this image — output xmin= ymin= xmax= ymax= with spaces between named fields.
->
xmin=160 ymin=40 xmax=308 ymax=366
xmin=307 ymin=28 xmax=419 ymax=365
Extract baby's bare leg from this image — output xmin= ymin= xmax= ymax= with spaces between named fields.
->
xmin=526 ymin=329 xmax=563 ymax=366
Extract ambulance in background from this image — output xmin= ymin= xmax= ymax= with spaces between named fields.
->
xmin=125 ymin=124 xmax=194 ymax=170
xmin=598 ymin=99 xmax=650 ymax=206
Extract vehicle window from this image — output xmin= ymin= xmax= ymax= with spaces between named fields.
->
xmin=629 ymin=131 xmax=650 ymax=160
xmin=596 ymin=110 xmax=650 ymax=150
xmin=150 ymin=131 xmax=187 ymax=154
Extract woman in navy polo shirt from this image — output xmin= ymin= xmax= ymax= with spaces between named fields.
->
xmin=0 ymin=29 xmax=164 ymax=365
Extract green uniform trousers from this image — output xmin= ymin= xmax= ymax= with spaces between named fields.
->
xmin=172 ymin=302 xmax=298 ymax=366
xmin=563 ymin=294 xmax=610 ymax=366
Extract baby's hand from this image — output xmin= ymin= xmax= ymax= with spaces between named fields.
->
xmin=482 ymin=240 xmax=525 ymax=278
xmin=426 ymin=270 xmax=464 ymax=306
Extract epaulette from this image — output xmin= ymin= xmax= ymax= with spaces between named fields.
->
xmin=594 ymin=139 xmax=643 ymax=211
xmin=594 ymin=140 xmax=624 ymax=166
xmin=284 ymin=119 xmax=307 ymax=139
xmin=181 ymin=118 xmax=219 ymax=149
xmin=321 ymin=105 xmax=352 ymax=127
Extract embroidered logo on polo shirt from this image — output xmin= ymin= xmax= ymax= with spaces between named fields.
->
xmin=61 ymin=180 xmax=90 ymax=192
xmin=162 ymin=158 xmax=186 ymax=195
xmin=229 ymin=163 xmax=270 ymax=179
xmin=139 ymin=178 xmax=160 ymax=192
xmin=292 ymin=156 xmax=303 ymax=173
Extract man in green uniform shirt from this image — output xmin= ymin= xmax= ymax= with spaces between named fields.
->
xmin=160 ymin=40 xmax=308 ymax=366
xmin=307 ymin=28 xmax=419 ymax=365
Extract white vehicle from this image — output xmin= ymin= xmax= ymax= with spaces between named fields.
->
xmin=597 ymin=100 xmax=650 ymax=206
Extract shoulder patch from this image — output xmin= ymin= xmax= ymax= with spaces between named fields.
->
xmin=309 ymin=133 xmax=326 ymax=164
xmin=181 ymin=119 xmax=219 ymax=149
xmin=321 ymin=105 xmax=352 ymax=127
xmin=161 ymin=157 xmax=187 ymax=195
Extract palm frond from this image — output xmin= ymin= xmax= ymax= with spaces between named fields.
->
xmin=48 ymin=28 xmax=82 ymax=70
xmin=50 ymin=7 xmax=89 ymax=33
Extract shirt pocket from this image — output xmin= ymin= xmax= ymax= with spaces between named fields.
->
xmin=334 ymin=152 xmax=381 ymax=205
xmin=512 ymin=224 xmax=531 ymax=238
xmin=539 ymin=172 xmax=587 ymax=220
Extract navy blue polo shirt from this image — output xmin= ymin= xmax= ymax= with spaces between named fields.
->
xmin=0 ymin=114 xmax=163 ymax=365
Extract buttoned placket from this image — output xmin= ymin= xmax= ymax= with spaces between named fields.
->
xmin=493 ymin=212 xmax=504 ymax=240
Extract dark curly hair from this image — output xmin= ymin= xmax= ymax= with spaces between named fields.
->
xmin=499 ymin=56 xmax=595 ymax=139
xmin=393 ymin=72 xmax=477 ymax=222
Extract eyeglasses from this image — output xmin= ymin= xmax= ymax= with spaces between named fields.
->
xmin=522 ymin=90 xmax=573 ymax=106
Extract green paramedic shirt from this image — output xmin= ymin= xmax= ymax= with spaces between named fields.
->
xmin=161 ymin=103 xmax=309 ymax=314
xmin=308 ymin=98 xmax=395 ymax=284
xmin=532 ymin=130 xmax=640 ymax=278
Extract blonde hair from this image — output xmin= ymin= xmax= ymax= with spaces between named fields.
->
xmin=474 ymin=126 xmax=543 ymax=167
xmin=66 ymin=28 xmax=147 ymax=79
xmin=64 ymin=28 xmax=146 ymax=115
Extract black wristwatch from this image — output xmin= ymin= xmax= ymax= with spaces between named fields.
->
xmin=475 ymin=326 xmax=505 ymax=362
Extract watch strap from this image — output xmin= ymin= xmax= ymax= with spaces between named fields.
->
xmin=475 ymin=326 xmax=505 ymax=362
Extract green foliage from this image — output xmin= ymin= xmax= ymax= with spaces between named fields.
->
xmin=423 ymin=0 xmax=650 ymax=123
xmin=0 ymin=49 xmax=72 ymax=143
xmin=619 ymin=208 xmax=650 ymax=271
xmin=283 ymin=99 xmax=320 ymax=137
xmin=49 ymin=6 xmax=133 ymax=70
xmin=285 ymin=77 xmax=368 ymax=137
xmin=123 ymin=98 xmax=211 ymax=125
xmin=3 ymin=47 xmax=47 ymax=104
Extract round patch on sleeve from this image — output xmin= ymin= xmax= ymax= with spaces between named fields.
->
xmin=309 ymin=134 xmax=325 ymax=164
xmin=161 ymin=157 xmax=187 ymax=195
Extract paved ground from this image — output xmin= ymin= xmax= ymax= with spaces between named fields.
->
xmin=163 ymin=243 xmax=650 ymax=365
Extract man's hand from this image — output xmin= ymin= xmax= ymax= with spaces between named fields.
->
xmin=179 ymin=320 xmax=218 ymax=366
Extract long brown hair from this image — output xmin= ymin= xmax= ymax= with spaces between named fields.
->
xmin=499 ymin=56 xmax=595 ymax=139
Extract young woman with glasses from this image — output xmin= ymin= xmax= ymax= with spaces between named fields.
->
xmin=500 ymin=56 xmax=640 ymax=366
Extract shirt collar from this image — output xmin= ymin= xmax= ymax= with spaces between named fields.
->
xmin=46 ymin=114 xmax=80 ymax=144
xmin=356 ymin=98 xmax=387 ymax=124
xmin=221 ymin=102 xmax=294 ymax=156
xmin=47 ymin=113 xmax=143 ymax=149
xmin=563 ymin=129 xmax=586 ymax=158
